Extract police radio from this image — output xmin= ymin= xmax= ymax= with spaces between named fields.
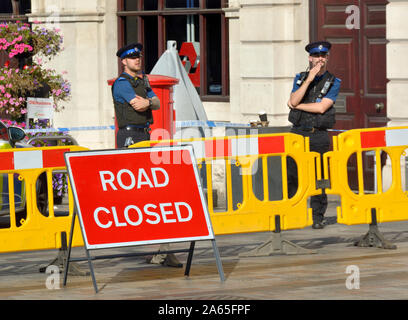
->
xmin=296 ymin=67 xmax=309 ymax=86
xmin=318 ymin=74 xmax=335 ymax=99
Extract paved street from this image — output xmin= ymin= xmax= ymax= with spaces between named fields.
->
xmin=1 ymin=197 xmax=408 ymax=302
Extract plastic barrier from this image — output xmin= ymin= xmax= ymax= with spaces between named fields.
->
xmin=0 ymin=145 xmax=88 ymax=253
xmin=132 ymin=133 xmax=321 ymax=236
xmin=324 ymin=126 xmax=408 ymax=226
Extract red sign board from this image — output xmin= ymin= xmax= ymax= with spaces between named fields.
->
xmin=65 ymin=146 xmax=214 ymax=249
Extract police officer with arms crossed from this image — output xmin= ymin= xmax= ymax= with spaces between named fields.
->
xmin=112 ymin=43 xmax=160 ymax=147
xmin=287 ymin=41 xmax=341 ymax=229
xmin=112 ymin=43 xmax=183 ymax=267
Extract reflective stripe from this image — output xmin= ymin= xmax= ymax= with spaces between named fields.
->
xmin=360 ymin=131 xmax=386 ymax=148
xmin=231 ymin=137 xmax=258 ymax=157
xmin=386 ymin=129 xmax=408 ymax=147
xmin=0 ymin=152 xmax=14 ymax=170
xmin=151 ymin=135 xmax=286 ymax=159
xmin=14 ymin=150 xmax=42 ymax=169
xmin=360 ymin=129 xmax=408 ymax=148
xmin=0 ymin=148 xmax=70 ymax=170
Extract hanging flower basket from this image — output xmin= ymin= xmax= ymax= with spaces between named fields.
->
xmin=0 ymin=21 xmax=62 ymax=60
xmin=0 ymin=21 xmax=70 ymax=121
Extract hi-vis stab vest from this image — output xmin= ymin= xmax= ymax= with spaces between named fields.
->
xmin=112 ymin=73 xmax=153 ymax=128
xmin=288 ymin=71 xmax=336 ymax=129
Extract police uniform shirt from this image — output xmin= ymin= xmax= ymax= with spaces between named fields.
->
xmin=112 ymin=72 xmax=157 ymax=104
xmin=291 ymin=71 xmax=341 ymax=103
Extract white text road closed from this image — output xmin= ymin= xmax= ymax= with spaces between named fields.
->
xmin=99 ymin=167 xmax=169 ymax=190
xmin=65 ymin=146 xmax=214 ymax=249
xmin=93 ymin=202 xmax=193 ymax=228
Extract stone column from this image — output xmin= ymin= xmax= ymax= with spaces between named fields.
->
xmin=387 ymin=1 xmax=408 ymax=128
xmin=228 ymin=0 xmax=309 ymax=126
xmin=383 ymin=1 xmax=408 ymax=190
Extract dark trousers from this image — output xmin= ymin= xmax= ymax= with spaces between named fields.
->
xmin=116 ymin=128 xmax=150 ymax=148
xmin=287 ymin=127 xmax=330 ymax=224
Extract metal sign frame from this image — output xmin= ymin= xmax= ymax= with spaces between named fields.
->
xmin=62 ymin=145 xmax=225 ymax=293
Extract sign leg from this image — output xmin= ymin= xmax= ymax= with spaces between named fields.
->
xmin=63 ymin=209 xmax=76 ymax=287
xmin=184 ymin=241 xmax=195 ymax=277
xmin=211 ymin=239 xmax=225 ymax=282
xmin=85 ymin=248 xmax=98 ymax=293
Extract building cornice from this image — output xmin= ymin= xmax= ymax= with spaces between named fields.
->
xmin=27 ymin=11 xmax=105 ymax=23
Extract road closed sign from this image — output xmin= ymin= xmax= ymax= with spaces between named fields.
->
xmin=64 ymin=145 xmax=215 ymax=249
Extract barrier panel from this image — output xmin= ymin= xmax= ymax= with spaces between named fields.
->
xmin=0 ymin=145 xmax=88 ymax=253
xmin=324 ymin=126 xmax=408 ymax=225
xmin=132 ymin=133 xmax=321 ymax=237
xmin=323 ymin=126 xmax=408 ymax=249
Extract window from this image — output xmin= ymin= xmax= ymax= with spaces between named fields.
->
xmin=165 ymin=0 xmax=199 ymax=8
xmin=19 ymin=0 xmax=31 ymax=15
xmin=0 ymin=1 xmax=13 ymax=14
xmin=118 ymin=0 xmax=229 ymax=101
xmin=0 ymin=0 xmax=31 ymax=15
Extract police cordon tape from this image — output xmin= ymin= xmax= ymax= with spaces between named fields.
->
xmin=24 ymin=121 xmax=346 ymax=133
xmin=25 ymin=125 xmax=116 ymax=133
xmin=24 ymin=122 xmax=247 ymax=133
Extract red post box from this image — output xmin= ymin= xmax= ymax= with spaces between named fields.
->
xmin=107 ymin=74 xmax=179 ymax=147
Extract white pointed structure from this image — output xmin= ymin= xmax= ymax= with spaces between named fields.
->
xmin=150 ymin=41 xmax=208 ymax=122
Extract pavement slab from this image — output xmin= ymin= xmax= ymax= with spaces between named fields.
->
xmin=1 ymin=199 xmax=408 ymax=303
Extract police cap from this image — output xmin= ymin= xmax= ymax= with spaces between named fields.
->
xmin=305 ymin=41 xmax=331 ymax=55
xmin=116 ymin=43 xmax=143 ymax=59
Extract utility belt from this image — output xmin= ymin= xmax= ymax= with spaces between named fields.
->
xmin=119 ymin=124 xmax=151 ymax=133
xmin=293 ymin=126 xmax=327 ymax=133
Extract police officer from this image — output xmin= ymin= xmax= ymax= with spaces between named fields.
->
xmin=287 ymin=41 xmax=341 ymax=229
xmin=112 ymin=43 xmax=160 ymax=148
xmin=112 ymin=43 xmax=182 ymax=267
